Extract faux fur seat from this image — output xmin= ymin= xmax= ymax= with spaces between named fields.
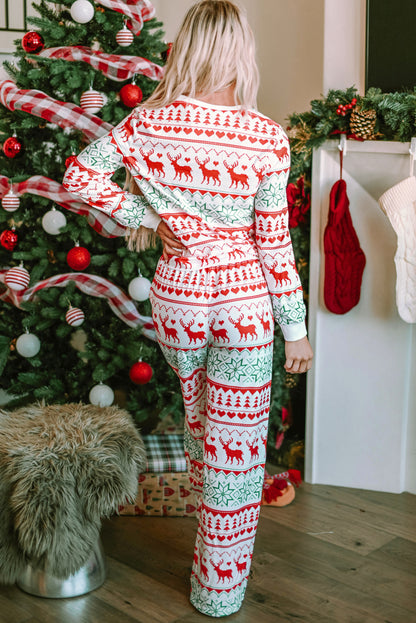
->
xmin=0 ymin=402 xmax=146 ymax=584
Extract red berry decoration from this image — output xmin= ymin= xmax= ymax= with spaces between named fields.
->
xmin=3 ymin=136 xmax=23 ymax=158
xmin=0 ymin=228 xmax=18 ymax=251
xmin=66 ymin=244 xmax=91 ymax=270
xmin=22 ymin=31 xmax=45 ymax=54
xmin=120 ymin=83 xmax=143 ymax=108
xmin=129 ymin=361 xmax=153 ymax=385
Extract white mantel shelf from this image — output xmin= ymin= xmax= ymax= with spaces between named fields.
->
xmin=305 ymin=139 xmax=416 ymax=494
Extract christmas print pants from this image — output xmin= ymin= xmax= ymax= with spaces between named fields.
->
xmin=149 ymin=255 xmax=275 ymax=618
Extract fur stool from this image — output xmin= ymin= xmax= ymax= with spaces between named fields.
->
xmin=0 ymin=402 xmax=146 ymax=596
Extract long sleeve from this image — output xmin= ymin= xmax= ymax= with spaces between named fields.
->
xmin=255 ymin=143 xmax=307 ymax=341
xmin=62 ymin=113 xmax=161 ymax=231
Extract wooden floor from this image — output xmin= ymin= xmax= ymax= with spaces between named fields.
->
xmin=0 ymin=477 xmax=415 ymax=623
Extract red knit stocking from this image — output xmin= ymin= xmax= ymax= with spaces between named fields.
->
xmin=323 ymin=179 xmax=366 ymax=314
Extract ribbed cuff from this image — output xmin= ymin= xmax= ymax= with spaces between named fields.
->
xmin=140 ymin=210 xmax=162 ymax=231
xmin=279 ymin=320 xmax=307 ymax=342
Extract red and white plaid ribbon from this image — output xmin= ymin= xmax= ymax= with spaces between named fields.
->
xmin=0 ymin=80 xmax=112 ymax=142
xmin=0 ymin=175 xmax=128 ymax=239
xmin=0 ymin=270 xmax=156 ymax=339
xmin=39 ymin=47 xmax=164 ymax=82
xmin=95 ymin=0 xmax=156 ymax=34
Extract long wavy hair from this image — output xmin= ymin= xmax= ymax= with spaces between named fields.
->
xmin=126 ymin=0 xmax=260 ymax=252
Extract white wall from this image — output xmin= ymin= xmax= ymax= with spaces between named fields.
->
xmin=1 ymin=1 xmax=367 ymax=122
xmin=153 ymin=0 xmax=325 ymax=125
xmin=323 ymin=0 xmax=366 ymax=94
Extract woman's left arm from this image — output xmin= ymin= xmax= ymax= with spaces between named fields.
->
xmin=62 ymin=112 xmax=161 ymax=231
xmin=254 ymin=131 xmax=312 ymax=372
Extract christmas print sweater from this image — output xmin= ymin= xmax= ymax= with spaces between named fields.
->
xmin=63 ymin=95 xmax=307 ymax=341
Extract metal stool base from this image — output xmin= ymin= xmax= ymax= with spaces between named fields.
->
xmin=17 ymin=539 xmax=106 ymax=598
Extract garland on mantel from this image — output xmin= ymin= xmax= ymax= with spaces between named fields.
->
xmin=286 ymin=86 xmax=416 ymax=287
xmin=278 ymin=87 xmax=416 ymax=469
xmin=287 ymin=86 xmax=416 ymax=181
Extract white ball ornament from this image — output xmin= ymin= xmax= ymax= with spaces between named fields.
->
xmin=66 ymin=306 xmax=85 ymax=327
xmin=80 ymin=87 xmax=104 ymax=114
xmin=128 ymin=275 xmax=151 ymax=301
xmin=16 ymin=332 xmax=41 ymax=358
xmin=70 ymin=0 xmax=95 ymax=24
xmin=89 ymin=382 xmax=114 ymax=407
xmin=2 ymin=189 xmax=20 ymax=212
xmin=116 ymin=25 xmax=134 ymax=47
xmin=42 ymin=207 xmax=67 ymax=235
xmin=5 ymin=265 xmax=30 ymax=291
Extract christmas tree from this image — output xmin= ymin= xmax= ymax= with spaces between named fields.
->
xmin=0 ymin=0 xmax=295 ymax=452
xmin=0 ymin=0 xmax=185 ymax=430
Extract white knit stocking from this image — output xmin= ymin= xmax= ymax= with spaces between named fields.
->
xmin=379 ymin=175 xmax=416 ymax=323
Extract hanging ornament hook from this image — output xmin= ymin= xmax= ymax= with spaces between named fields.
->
xmin=338 ymin=134 xmax=347 ymax=179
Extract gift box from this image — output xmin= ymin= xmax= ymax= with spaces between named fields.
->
xmin=118 ymin=434 xmax=198 ymax=517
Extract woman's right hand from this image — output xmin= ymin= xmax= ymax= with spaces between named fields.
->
xmin=156 ymin=221 xmax=186 ymax=260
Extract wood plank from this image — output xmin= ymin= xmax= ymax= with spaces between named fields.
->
xmin=101 ymin=516 xmax=196 ymax=596
xmin=255 ymin=514 xmax=416 ymax=614
xmin=0 ymin=592 xmax=34 ymax=623
xmin=0 ymin=481 xmax=414 ymax=623
xmin=368 ymin=536 xmax=416 ymax=575
xmin=261 ymin=489 xmax=399 ymax=554
xmin=94 ymin=556 xmax=190 ymax=623
xmin=249 ymin=550 xmax=414 ymax=623
xmin=301 ymin=481 xmax=416 ymax=533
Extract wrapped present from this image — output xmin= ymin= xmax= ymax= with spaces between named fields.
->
xmin=118 ymin=434 xmax=198 ymax=517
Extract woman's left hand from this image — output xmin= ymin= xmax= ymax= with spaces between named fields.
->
xmin=284 ymin=336 xmax=313 ymax=374
xmin=157 ymin=221 xmax=186 ymax=260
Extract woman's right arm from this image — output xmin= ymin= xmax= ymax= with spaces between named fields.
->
xmin=62 ymin=112 xmax=161 ymax=231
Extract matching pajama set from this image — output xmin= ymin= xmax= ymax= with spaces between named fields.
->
xmin=63 ymin=95 xmax=307 ymax=618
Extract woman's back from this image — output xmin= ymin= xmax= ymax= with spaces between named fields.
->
xmin=72 ymin=95 xmax=290 ymax=263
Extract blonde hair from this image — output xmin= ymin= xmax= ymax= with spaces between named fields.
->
xmin=126 ymin=0 xmax=260 ymax=252
xmin=146 ymin=0 xmax=259 ymax=110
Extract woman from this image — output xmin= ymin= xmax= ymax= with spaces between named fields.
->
xmin=63 ymin=0 xmax=313 ymax=616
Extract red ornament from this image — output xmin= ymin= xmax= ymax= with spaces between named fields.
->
xmin=120 ymin=83 xmax=143 ymax=108
xmin=22 ymin=31 xmax=45 ymax=54
xmin=65 ymin=154 xmax=77 ymax=168
xmin=0 ymin=229 xmax=18 ymax=251
xmin=66 ymin=245 xmax=91 ymax=270
xmin=3 ymin=136 xmax=23 ymax=158
xmin=129 ymin=361 xmax=153 ymax=385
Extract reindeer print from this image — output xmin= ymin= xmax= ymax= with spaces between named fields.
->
xmin=167 ymin=152 xmax=193 ymax=181
xmin=269 ymin=262 xmax=291 ymax=288
xmin=224 ymin=160 xmax=250 ymax=189
xmin=196 ymin=156 xmax=221 ymax=185
xmin=229 ymin=313 xmax=258 ymax=341
xmin=139 ymin=147 xmax=165 ymax=176
xmin=63 ymin=95 xmax=307 ymax=619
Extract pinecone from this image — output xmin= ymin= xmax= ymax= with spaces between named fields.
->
xmin=285 ymin=373 xmax=298 ymax=389
xmin=350 ymin=106 xmax=377 ymax=140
